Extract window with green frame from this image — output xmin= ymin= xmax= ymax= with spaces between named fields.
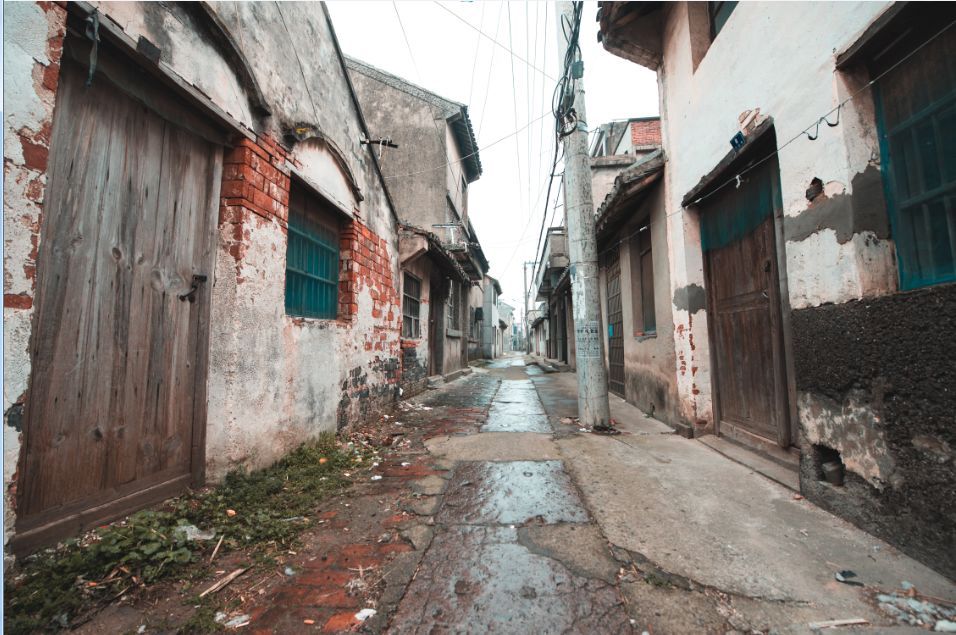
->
xmin=708 ymin=1 xmax=737 ymax=40
xmin=285 ymin=183 xmax=341 ymax=319
xmin=871 ymin=18 xmax=956 ymax=290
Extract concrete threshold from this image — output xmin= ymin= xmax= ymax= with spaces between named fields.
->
xmin=442 ymin=367 xmax=472 ymax=383
xmin=698 ymin=435 xmax=800 ymax=492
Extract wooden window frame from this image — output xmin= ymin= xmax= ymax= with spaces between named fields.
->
xmin=285 ymin=183 xmax=341 ymax=320
xmin=629 ymin=224 xmax=656 ymax=337
xmin=402 ymin=272 xmax=422 ymax=339
xmin=708 ymin=1 xmax=738 ymax=40
xmin=869 ymin=13 xmax=956 ymax=290
xmin=446 ymin=281 xmax=461 ymax=331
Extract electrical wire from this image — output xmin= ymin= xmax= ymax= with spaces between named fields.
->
xmin=507 ymin=3 xmax=524 ymax=214
xmin=687 ymin=17 xmax=956 ymax=209
xmin=476 ymin=2 xmax=505 ymax=140
xmin=466 ymin=1 xmax=486 ymax=107
xmin=583 ymin=16 xmax=956 ymax=268
xmin=432 ymin=1 xmax=556 ymax=82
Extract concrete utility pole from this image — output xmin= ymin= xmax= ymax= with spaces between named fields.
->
xmin=554 ymin=1 xmax=612 ymax=430
xmin=523 ymin=261 xmax=532 ymax=354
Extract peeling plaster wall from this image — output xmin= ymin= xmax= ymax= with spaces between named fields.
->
xmin=657 ymin=2 xmax=896 ymax=430
xmin=2 ymin=0 xmax=67 ymax=553
xmin=3 ymin=0 xmax=403 ymax=541
xmin=600 ymin=185 xmax=682 ymax=430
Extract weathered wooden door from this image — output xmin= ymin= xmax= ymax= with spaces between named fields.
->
xmin=606 ymin=248 xmax=625 ymax=397
xmin=701 ymin=157 xmax=789 ymax=446
xmin=15 ymin=51 xmax=222 ymax=550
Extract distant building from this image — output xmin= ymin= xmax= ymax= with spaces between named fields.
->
xmin=346 ymin=57 xmax=492 ymax=390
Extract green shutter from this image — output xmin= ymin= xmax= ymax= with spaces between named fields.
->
xmin=874 ymin=25 xmax=956 ymax=290
xmin=285 ymin=195 xmax=340 ymax=319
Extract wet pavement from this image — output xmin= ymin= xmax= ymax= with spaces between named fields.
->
xmin=388 ymin=354 xmax=630 ymax=633
xmin=225 ymin=351 xmax=955 ymax=634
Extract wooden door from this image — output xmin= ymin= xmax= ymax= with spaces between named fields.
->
xmin=701 ymin=158 xmax=789 ymax=446
xmin=606 ymin=248 xmax=625 ymax=397
xmin=429 ymin=274 xmax=444 ymax=376
xmin=15 ymin=52 xmax=222 ymax=550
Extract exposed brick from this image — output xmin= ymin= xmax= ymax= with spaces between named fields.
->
xmin=323 ymin=612 xmax=359 ymax=633
xmin=4 ymin=293 xmax=33 ymax=309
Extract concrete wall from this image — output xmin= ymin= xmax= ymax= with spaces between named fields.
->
xmin=598 ymin=185 xmax=680 ymax=427
xmin=348 ymin=67 xmax=465 ymax=235
xmin=3 ymin=1 xmax=403 ymax=548
xmin=481 ymin=280 xmax=500 ymax=358
xmin=466 ymin=281 xmax=484 ymax=361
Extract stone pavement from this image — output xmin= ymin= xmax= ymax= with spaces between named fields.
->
xmin=244 ymin=352 xmax=954 ymax=634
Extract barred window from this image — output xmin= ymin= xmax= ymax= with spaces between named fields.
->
xmin=285 ymin=183 xmax=340 ymax=319
xmin=402 ymin=273 xmax=422 ymax=338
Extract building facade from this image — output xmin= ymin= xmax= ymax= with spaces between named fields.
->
xmin=345 ymin=57 xmax=491 ymax=381
xmin=599 ymin=1 xmax=956 ymax=577
xmin=3 ymin=1 xmax=405 ymax=553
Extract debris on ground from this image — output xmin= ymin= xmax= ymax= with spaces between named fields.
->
xmin=835 ymin=570 xmax=863 ymax=586
xmin=875 ymin=582 xmax=956 ymax=629
xmin=355 ymin=608 xmax=377 ymax=621
xmin=807 ymin=618 xmax=868 ymax=630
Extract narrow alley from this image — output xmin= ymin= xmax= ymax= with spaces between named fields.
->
xmin=114 ymin=352 xmax=949 ymax=634
xmin=4 ymin=1 xmax=956 ymax=632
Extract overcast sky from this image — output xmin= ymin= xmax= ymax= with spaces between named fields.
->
xmin=327 ymin=1 xmax=658 ymax=314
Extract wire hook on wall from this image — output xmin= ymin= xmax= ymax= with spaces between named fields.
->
xmin=806 ymin=104 xmax=843 ymax=141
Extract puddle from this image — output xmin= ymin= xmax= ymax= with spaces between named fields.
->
xmin=438 ymin=461 xmax=589 ymax=525
xmin=389 ymin=526 xmax=627 ymax=633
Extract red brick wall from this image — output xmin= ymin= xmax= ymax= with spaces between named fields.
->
xmin=3 ymin=2 xmax=66 ymax=312
xmin=631 ymin=119 xmax=662 ymax=147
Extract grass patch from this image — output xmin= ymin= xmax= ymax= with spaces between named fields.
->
xmin=4 ymin=433 xmax=364 ymax=633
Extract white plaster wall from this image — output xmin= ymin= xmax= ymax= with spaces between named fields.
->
xmin=445 ymin=126 xmax=467 ymax=222
xmin=92 ymin=1 xmax=254 ymax=129
xmin=657 ymin=1 xmax=896 ymax=426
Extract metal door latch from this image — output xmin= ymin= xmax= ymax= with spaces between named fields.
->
xmin=179 ymin=275 xmax=208 ymax=303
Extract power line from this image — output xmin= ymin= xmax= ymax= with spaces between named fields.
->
xmin=392 ymin=1 xmax=465 ymax=204
xmin=687 ymin=18 xmax=956 ymax=209
xmin=476 ymin=2 xmax=504 ymax=140
xmin=593 ymin=16 xmax=956 ymax=263
xmin=506 ymin=3 xmax=524 ymax=214
xmin=432 ymin=1 xmax=557 ymax=82
xmin=466 ymin=1 xmax=486 ymax=107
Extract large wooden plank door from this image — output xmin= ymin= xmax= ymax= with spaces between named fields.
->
xmin=15 ymin=53 xmax=222 ymax=549
xmin=606 ymin=248 xmax=625 ymax=397
xmin=701 ymin=157 xmax=789 ymax=446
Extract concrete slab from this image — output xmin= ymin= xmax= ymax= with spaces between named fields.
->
xmin=425 ymin=432 xmax=561 ymax=462
xmin=437 ymin=461 xmax=589 ymax=525
xmin=481 ymin=414 xmax=551 ymax=433
xmin=557 ymin=430 xmax=956 ymax=615
xmin=699 ymin=434 xmax=800 ymax=491
xmin=388 ymin=526 xmax=630 ymax=633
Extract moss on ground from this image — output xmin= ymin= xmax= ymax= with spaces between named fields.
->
xmin=4 ymin=433 xmax=364 ymax=634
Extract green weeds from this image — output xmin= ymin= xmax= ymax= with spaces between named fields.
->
xmin=4 ymin=433 xmax=362 ymax=633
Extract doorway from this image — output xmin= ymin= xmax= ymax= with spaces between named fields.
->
xmin=700 ymin=148 xmax=790 ymax=446
xmin=14 ymin=43 xmax=223 ymax=551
